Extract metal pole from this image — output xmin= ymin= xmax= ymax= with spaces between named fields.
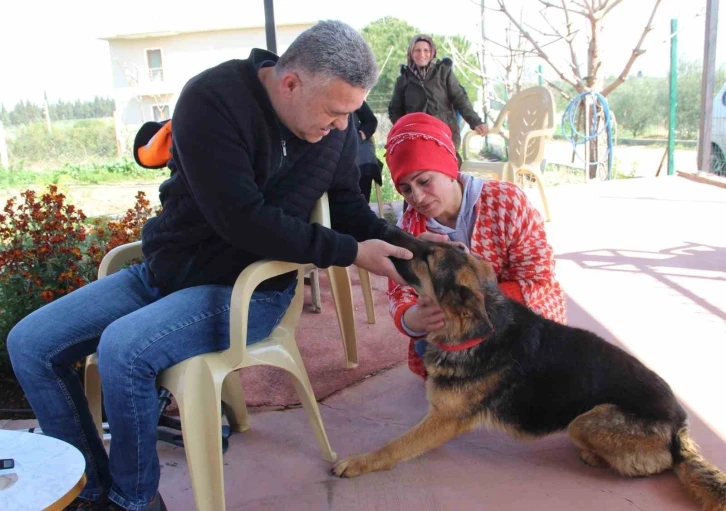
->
xmin=697 ymin=0 xmax=719 ymax=172
xmin=264 ymin=0 xmax=277 ymax=54
xmin=538 ymin=64 xmax=543 ymax=86
xmin=667 ymin=19 xmax=678 ymax=176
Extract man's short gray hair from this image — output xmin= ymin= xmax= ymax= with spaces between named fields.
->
xmin=277 ymin=20 xmax=378 ymax=90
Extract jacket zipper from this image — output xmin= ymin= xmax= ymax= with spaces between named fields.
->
xmin=279 ymin=139 xmax=286 ymax=171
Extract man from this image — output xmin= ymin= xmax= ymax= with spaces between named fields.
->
xmin=8 ymin=20 xmax=411 ymax=511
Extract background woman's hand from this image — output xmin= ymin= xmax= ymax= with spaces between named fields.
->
xmin=474 ymin=123 xmax=489 ymax=136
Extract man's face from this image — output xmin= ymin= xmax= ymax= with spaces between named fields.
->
xmin=286 ymin=73 xmax=367 ymax=143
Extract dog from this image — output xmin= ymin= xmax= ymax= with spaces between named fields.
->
xmin=332 ymin=227 xmax=726 ymax=511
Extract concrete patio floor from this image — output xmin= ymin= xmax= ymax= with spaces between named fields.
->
xmin=3 ymin=175 xmax=725 ymax=510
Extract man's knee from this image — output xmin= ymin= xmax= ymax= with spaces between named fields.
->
xmin=96 ymin=318 xmax=154 ymax=382
xmin=7 ymin=313 xmax=46 ymax=371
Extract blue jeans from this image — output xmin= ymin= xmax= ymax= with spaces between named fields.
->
xmin=414 ymin=339 xmax=428 ymax=358
xmin=7 ymin=263 xmax=295 ymax=510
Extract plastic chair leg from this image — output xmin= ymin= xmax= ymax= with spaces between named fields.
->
xmin=374 ymin=182 xmax=384 ymax=218
xmin=84 ymin=354 xmax=103 ymax=439
xmin=357 ymin=268 xmax=376 ymax=324
xmin=171 ymin=362 xmax=226 ymax=511
xmin=309 ymin=268 xmax=322 ymax=313
xmin=517 ymin=168 xmax=552 ymax=222
xmin=278 ymin=341 xmax=337 ymax=462
xmin=221 ymin=371 xmax=250 ymax=433
xmin=326 ymin=266 xmax=359 ymax=369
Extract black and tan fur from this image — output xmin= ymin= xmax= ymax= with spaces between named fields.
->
xmin=332 ymin=227 xmax=726 ymax=511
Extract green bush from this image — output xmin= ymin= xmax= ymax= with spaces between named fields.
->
xmin=0 ymin=159 xmax=164 ymax=188
xmin=0 ymin=186 xmax=156 ymax=379
xmin=8 ymin=119 xmax=117 ymax=165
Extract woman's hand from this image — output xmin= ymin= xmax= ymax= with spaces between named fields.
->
xmin=403 ymin=295 xmax=445 ymax=333
xmin=359 ymin=130 xmax=367 ymax=141
xmin=417 ymin=232 xmax=470 ymax=254
xmin=474 ymin=123 xmax=489 ymax=136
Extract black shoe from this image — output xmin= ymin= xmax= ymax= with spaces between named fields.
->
xmin=64 ymin=493 xmax=166 ymax=511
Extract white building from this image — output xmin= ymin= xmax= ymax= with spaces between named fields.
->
xmin=100 ymin=22 xmax=313 ymax=134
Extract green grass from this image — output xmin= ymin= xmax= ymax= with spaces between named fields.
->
xmin=0 ymin=159 xmax=167 ymax=189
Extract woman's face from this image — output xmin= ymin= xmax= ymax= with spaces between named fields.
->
xmin=412 ymin=41 xmax=433 ymax=68
xmin=397 ymin=170 xmax=458 ymax=218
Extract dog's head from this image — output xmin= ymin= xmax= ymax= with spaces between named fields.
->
xmin=384 ymin=226 xmax=498 ymax=348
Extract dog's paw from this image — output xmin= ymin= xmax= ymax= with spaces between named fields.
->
xmin=331 ymin=454 xmax=378 ymax=478
xmin=580 ymin=450 xmax=609 ymax=469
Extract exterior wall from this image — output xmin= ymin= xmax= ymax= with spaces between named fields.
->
xmin=106 ymin=24 xmax=311 ymax=125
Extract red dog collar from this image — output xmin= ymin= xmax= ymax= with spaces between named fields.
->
xmin=435 ymin=337 xmax=486 ymax=352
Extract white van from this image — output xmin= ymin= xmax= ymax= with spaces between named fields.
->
xmin=711 ymin=82 xmax=726 ymax=175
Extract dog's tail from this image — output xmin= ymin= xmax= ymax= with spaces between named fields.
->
xmin=672 ymin=428 xmax=726 ymax=510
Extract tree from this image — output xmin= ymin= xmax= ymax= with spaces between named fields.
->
xmin=607 ymin=75 xmax=666 ymax=138
xmin=0 ymin=105 xmax=9 ymax=126
xmin=361 ymin=18 xmax=487 ymax=114
xmin=361 ymin=17 xmax=421 ymax=113
xmin=494 ymin=0 xmax=663 ymax=178
xmin=675 ymin=60 xmax=726 ymax=139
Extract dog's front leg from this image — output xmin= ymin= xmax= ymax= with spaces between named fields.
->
xmin=332 ymin=411 xmax=475 ymax=478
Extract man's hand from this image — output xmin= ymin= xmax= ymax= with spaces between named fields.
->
xmin=417 ymin=232 xmax=469 ymax=254
xmin=354 ymin=239 xmax=412 ymax=286
xmin=403 ymin=295 xmax=445 ymax=333
xmin=474 ymin=123 xmax=489 ymax=136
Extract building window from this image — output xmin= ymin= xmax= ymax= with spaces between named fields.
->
xmin=152 ymin=104 xmax=170 ymax=122
xmin=146 ymin=49 xmax=164 ymax=82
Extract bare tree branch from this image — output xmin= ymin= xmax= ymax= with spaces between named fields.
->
xmin=560 ymin=0 xmax=583 ymax=79
xmin=602 ymin=0 xmax=625 ymax=17
xmin=601 ymin=0 xmax=662 ymax=96
xmin=539 ymin=73 xmax=572 ymax=100
xmin=497 ymin=0 xmax=584 ymax=92
xmin=538 ymin=0 xmax=589 ymax=18
xmin=583 ymin=0 xmax=596 ymax=18
xmin=522 ymin=20 xmax=562 ymax=40
xmin=538 ymin=0 xmax=589 ymax=17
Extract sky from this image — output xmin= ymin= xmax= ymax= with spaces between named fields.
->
xmin=0 ymin=0 xmax=723 ymax=109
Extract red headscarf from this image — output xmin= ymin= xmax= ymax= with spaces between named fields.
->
xmin=385 ymin=112 xmax=459 ymax=190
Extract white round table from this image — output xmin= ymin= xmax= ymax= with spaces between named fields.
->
xmin=0 ymin=429 xmax=86 ymax=511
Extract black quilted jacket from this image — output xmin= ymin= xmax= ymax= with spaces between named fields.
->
xmin=141 ymin=49 xmax=387 ymax=295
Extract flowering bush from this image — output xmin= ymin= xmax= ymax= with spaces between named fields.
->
xmin=0 ymin=185 xmax=157 ymax=377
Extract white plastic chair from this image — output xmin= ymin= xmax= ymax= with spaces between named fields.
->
xmin=461 ymin=86 xmax=555 ymax=221
xmin=84 ymin=193 xmax=362 ymax=511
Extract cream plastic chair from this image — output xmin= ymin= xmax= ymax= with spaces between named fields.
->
xmin=303 ymin=189 xmax=378 ymax=367
xmin=305 ymin=190 xmax=380 ymax=327
xmin=84 ymin=194 xmax=362 ymax=511
xmin=461 ymin=86 xmax=555 ymax=221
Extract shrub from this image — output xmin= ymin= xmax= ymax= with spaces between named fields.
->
xmin=0 ymin=185 xmax=157 ymax=377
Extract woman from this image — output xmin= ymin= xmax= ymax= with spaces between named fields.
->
xmin=353 ymin=100 xmax=383 ymax=203
xmin=388 ymin=34 xmax=488 ymax=155
xmin=385 ymin=113 xmax=567 ymax=378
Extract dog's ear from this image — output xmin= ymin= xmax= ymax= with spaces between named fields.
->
xmin=439 ymin=285 xmax=494 ymax=339
xmin=382 ymin=225 xmax=427 ymax=256
xmin=472 ymin=257 xmax=498 ymax=286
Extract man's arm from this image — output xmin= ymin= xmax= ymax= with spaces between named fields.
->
xmin=172 ymin=82 xmax=359 ymax=269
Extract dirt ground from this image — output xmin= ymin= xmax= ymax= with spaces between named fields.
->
xmin=0 ymin=179 xmax=166 ymax=219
